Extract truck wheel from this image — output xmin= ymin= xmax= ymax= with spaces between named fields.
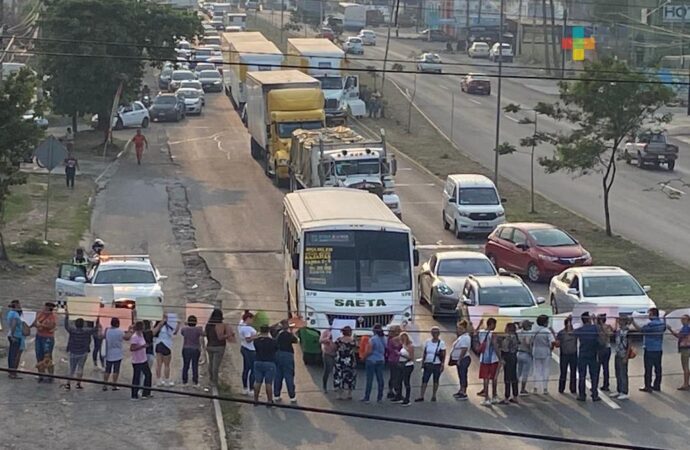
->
xmin=250 ymin=138 xmax=260 ymax=160
xmin=263 ymin=154 xmax=271 ymax=179
xmin=668 ymin=160 xmax=676 ymax=171
xmin=637 ymin=152 xmax=644 ymax=168
xmin=273 ymin=164 xmax=279 ymax=186
xmin=442 ymin=212 xmax=450 ymax=230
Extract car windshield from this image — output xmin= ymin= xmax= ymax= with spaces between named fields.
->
xmin=458 ymin=187 xmax=499 ymax=205
xmin=154 ymin=96 xmax=177 ymax=105
xmin=195 ymin=49 xmax=212 ymax=57
xmin=318 ymin=77 xmax=343 ymax=90
xmin=94 ymin=268 xmax=156 ymax=284
xmin=199 ymin=71 xmax=221 ymax=79
xmin=528 ymin=228 xmax=577 ymax=247
xmin=180 ymin=81 xmax=202 ymax=89
xmin=582 ymin=275 xmax=645 ymax=297
xmin=195 ymin=64 xmax=214 ymax=71
xmin=424 ymin=54 xmax=441 ymax=62
xmin=277 ymin=120 xmax=323 ymax=138
xmin=172 ymin=71 xmax=194 ymax=80
xmin=437 ymin=259 xmax=496 ymax=277
xmin=334 ymin=158 xmax=380 ymax=176
xmin=478 ymin=286 xmax=535 ymax=307
xmin=177 ymin=90 xmax=200 ymax=99
xmin=303 ymin=230 xmax=412 ymax=293
xmin=349 ymin=38 xmax=362 ymax=44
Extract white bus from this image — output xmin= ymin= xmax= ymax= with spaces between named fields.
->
xmin=283 ymin=188 xmax=418 ymax=346
xmin=337 ymin=2 xmax=367 ymax=30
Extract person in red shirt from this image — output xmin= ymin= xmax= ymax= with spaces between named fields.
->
xmin=130 ymin=129 xmax=149 ymax=165
xmin=33 ymin=302 xmax=58 ymax=383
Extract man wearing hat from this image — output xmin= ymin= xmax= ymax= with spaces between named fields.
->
xmin=34 ymin=302 xmax=58 ymax=383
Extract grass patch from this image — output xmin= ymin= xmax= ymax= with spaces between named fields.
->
xmin=71 ymin=129 xmax=127 ymax=160
xmin=254 ymin=16 xmax=690 ymax=310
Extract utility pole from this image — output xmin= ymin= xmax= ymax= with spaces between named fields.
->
xmin=450 ymin=90 xmax=455 ymax=142
xmin=478 ymin=0 xmax=482 ymax=24
xmin=381 ymin=0 xmax=398 ymax=91
xmin=493 ymin=0 xmax=504 ymax=186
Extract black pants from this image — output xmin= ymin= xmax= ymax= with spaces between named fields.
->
xmin=502 ymin=352 xmax=518 ymax=398
xmin=65 ymin=168 xmax=76 ymax=188
xmin=559 ymin=352 xmax=578 ymax=393
xmin=182 ymin=348 xmax=200 ymax=384
xmin=387 ymin=361 xmax=401 ymax=398
xmin=643 ymin=350 xmax=663 ymax=390
xmin=132 ymin=362 xmax=152 ymax=399
xmin=401 ymin=364 xmax=414 ymax=402
xmin=598 ymin=347 xmax=612 ymax=390
xmin=578 ymin=356 xmax=599 ymax=399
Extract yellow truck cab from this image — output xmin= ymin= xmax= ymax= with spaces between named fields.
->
xmin=245 ymin=70 xmax=325 ymax=187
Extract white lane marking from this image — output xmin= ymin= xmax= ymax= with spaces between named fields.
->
xmin=403 ymin=201 xmax=440 ymax=204
xmin=417 ymin=244 xmax=485 ymax=250
xmin=398 ymin=167 xmax=413 ymax=171
xmin=504 ymin=115 xmax=521 ymax=123
xmin=550 ymin=353 xmax=620 ymax=410
xmin=468 ymin=98 xmax=482 ymax=105
xmin=395 ymin=183 xmax=437 ymax=187
xmin=660 ymin=184 xmax=686 ymax=196
xmin=211 ymin=386 xmax=229 ymax=450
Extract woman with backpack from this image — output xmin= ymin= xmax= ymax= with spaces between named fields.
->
xmin=153 ymin=313 xmax=181 ymax=386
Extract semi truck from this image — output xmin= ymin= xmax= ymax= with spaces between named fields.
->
xmin=288 ymin=126 xmax=401 ymax=218
xmin=246 ymin=70 xmax=325 ymax=186
xmin=287 ymin=38 xmax=366 ymax=124
xmin=222 ymin=32 xmax=283 ymax=110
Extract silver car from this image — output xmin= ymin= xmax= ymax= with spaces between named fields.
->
xmin=418 ymin=251 xmax=497 ymax=318
xmin=176 ymin=88 xmax=204 ymax=114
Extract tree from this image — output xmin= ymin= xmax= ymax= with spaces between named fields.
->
xmin=537 ymin=59 xmax=673 ymax=236
xmin=0 ymin=70 xmax=45 ymax=263
xmin=38 ymin=0 xmax=201 ymax=130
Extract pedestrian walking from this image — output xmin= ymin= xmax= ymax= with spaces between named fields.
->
xmin=181 ymin=315 xmax=204 ymax=387
xmin=205 ymin=309 xmax=233 ymax=385
xmin=386 ymin=325 xmax=402 ymax=401
xmin=253 ymin=325 xmax=277 ymax=406
xmin=633 ymin=308 xmax=666 ymax=392
xmin=415 ymin=326 xmax=446 ymax=403
xmin=516 ymin=320 xmax=534 ymax=395
xmin=398 ymin=332 xmax=415 ymax=406
xmin=557 ymin=317 xmax=578 ymax=394
xmin=500 ymin=322 xmax=519 ymax=404
xmin=319 ymin=327 xmax=337 ymax=393
xmin=449 ymin=320 xmax=471 ymax=401
xmin=238 ymin=310 xmax=257 ymax=394
xmin=153 ymin=313 xmax=180 ymax=387
xmin=597 ymin=314 xmax=614 ymax=392
xmin=143 ymin=320 xmax=155 ymax=368
xmin=362 ymin=323 xmax=387 ymax=403
xmin=64 ymin=152 xmax=79 ymax=189
xmin=102 ymin=318 xmax=133 ymax=391
xmin=6 ymin=300 xmax=27 ymax=379
xmin=130 ymin=129 xmax=149 ymax=165
xmin=63 ymin=306 xmax=99 ymax=390
xmin=611 ymin=317 xmax=632 ymax=400
xmin=531 ymin=315 xmax=556 ymax=395
xmin=33 ymin=302 xmax=57 ymax=383
xmin=130 ymin=321 xmax=153 ymax=400
xmin=666 ymin=314 xmax=690 ymax=391
xmin=274 ymin=320 xmax=298 ymax=403
xmin=477 ymin=318 xmax=500 ymax=406
xmin=574 ymin=312 xmax=601 ymax=402
xmin=333 ymin=326 xmax=357 ymax=400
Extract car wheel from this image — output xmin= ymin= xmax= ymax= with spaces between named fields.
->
xmin=637 ymin=152 xmax=644 ymax=168
xmin=114 ymin=118 xmax=123 ymax=130
xmin=527 ymin=263 xmax=541 ymax=283
xmin=454 ymin=221 xmax=462 ymax=239
xmin=550 ymin=295 xmax=559 ymax=314
xmin=442 ymin=212 xmax=450 ymax=230
xmin=668 ymin=160 xmax=676 ymax=171
xmin=431 ymin=302 xmax=438 ymax=320
xmin=418 ymin=281 xmax=426 ymax=305
xmin=141 ymin=117 xmax=149 ymax=128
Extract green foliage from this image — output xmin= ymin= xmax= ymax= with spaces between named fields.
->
xmin=38 ymin=0 xmax=201 ymax=124
xmin=495 ymin=142 xmax=517 ymax=155
xmin=20 ymin=238 xmax=53 ymax=255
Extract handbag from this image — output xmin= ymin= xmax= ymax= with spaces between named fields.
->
xmin=627 ymin=346 xmax=637 ymax=360
xmin=21 ymin=321 xmax=31 ymax=337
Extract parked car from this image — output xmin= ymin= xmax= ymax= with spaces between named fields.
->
xmin=468 ymin=41 xmax=490 ymax=58
xmin=90 ymin=101 xmax=150 ymax=130
xmin=416 ymin=53 xmax=442 ymax=73
xmin=419 ymin=28 xmax=448 ymax=42
xmin=194 ymin=62 xmax=216 ymax=74
xmin=169 ymin=69 xmax=197 ymax=91
xmin=418 ymin=251 xmax=497 ymax=318
xmin=23 ymin=110 xmax=49 ymax=129
xmin=548 ymin=266 xmax=655 ymax=314
xmin=358 ymin=29 xmax=377 ymax=46
xmin=318 ymin=27 xmax=335 ymax=41
xmin=197 ymin=69 xmax=223 ymax=92
xmin=489 ymin=42 xmax=513 ymax=62
xmin=485 ymin=223 xmax=592 ymax=283
xmin=149 ymin=93 xmax=186 ymax=122
xmin=343 ymin=37 xmax=364 ymax=55
xmin=176 ymin=88 xmax=204 ymax=115
xmin=442 ymin=174 xmax=506 ymax=237
xmin=461 ymin=73 xmax=491 ymax=95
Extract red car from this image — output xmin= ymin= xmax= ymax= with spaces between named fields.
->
xmin=485 ymin=223 xmax=592 ymax=282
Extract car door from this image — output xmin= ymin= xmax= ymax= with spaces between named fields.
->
xmin=553 ymin=271 xmax=571 ymax=311
xmin=132 ymin=102 xmax=146 ymax=125
xmin=419 ymin=254 xmax=437 ymax=302
xmin=508 ymin=228 xmax=532 ymax=274
xmin=488 ymin=226 xmax=513 ymax=269
xmin=565 ymin=275 xmax=582 ymax=310
xmin=55 ymin=263 xmax=88 ymax=303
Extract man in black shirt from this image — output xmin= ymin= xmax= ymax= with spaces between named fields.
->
xmin=274 ymin=319 xmax=299 ymax=403
xmin=253 ymin=325 xmax=277 ymax=406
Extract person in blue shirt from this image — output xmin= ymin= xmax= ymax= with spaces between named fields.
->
xmin=6 ymin=300 xmax=26 ymax=379
xmin=667 ymin=314 xmax=690 ymax=391
xmin=633 ymin=308 xmax=666 ymax=392
xmin=573 ymin=312 xmax=601 ymax=402
xmin=362 ymin=323 xmax=387 ymax=403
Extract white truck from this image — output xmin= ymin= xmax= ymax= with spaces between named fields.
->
xmin=288 ymin=126 xmax=402 ymax=218
xmin=287 ymin=38 xmax=366 ymax=124
xmin=225 ymin=12 xmax=247 ymax=30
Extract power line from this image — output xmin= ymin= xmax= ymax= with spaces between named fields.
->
xmin=0 ymin=367 xmax=669 ymax=450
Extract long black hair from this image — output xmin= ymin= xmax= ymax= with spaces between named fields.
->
xmin=208 ymin=308 xmax=224 ymax=324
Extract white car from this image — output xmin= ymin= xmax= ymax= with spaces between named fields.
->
xmin=468 ymin=41 xmax=490 ymax=58
xmin=358 ymin=29 xmax=376 ymax=46
xmin=548 ymin=266 xmax=656 ymax=315
xmin=417 ymin=53 xmax=443 ymax=73
xmin=179 ymin=80 xmax=205 ymax=105
xmin=55 ymin=255 xmax=166 ymax=307
xmin=91 ymin=101 xmax=150 ymax=129
xmin=23 ymin=110 xmax=49 ymax=129
xmin=489 ymin=42 xmax=513 ymax=62
xmin=456 ymin=273 xmax=545 ymax=322
xmin=176 ymin=88 xmax=204 ymax=114
xmin=169 ymin=69 xmax=197 ymax=91
xmin=343 ymin=37 xmax=364 ymax=55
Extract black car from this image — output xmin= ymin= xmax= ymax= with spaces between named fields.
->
xmin=197 ymin=69 xmax=223 ymax=92
xmin=158 ymin=66 xmax=173 ymax=90
xmin=149 ymin=94 xmax=185 ymax=122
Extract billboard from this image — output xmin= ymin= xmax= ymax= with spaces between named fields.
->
xmin=662 ymin=4 xmax=690 ymax=22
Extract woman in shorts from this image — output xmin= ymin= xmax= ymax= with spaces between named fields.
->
xmin=153 ymin=313 xmax=181 ymax=387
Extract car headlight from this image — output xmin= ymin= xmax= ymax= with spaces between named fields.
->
xmin=386 ymin=202 xmax=399 ymax=210
xmin=436 ymin=284 xmax=454 ymax=296
xmin=582 ymin=251 xmax=591 ymax=260
xmin=497 ymin=210 xmax=505 ymax=217
xmin=213 ymin=80 xmax=221 ymax=84
xmin=538 ymin=254 xmax=558 ymax=261
xmin=458 ymin=210 xmax=471 ymax=217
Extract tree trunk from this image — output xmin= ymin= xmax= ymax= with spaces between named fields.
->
xmin=0 ymin=231 xmax=8 ymax=262
xmin=602 ymin=146 xmax=619 ymax=237
xmin=549 ymin=0 xmax=558 ymax=70
xmin=72 ymin=112 xmax=78 ymax=134
xmin=542 ymin=0 xmax=551 ymax=73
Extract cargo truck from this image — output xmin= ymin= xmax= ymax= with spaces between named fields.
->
xmin=246 ymin=70 xmax=325 ymax=186
xmin=287 ymin=38 xmax=366 ymax=124
xmin=221 ymin=32 xmax=283 ymax=110
xmin=288 ymin=126 xmax=401 ymax=217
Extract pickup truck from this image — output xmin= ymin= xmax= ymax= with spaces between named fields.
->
xmin=623 ymin=131 xmax=678 ymax=171
xmin=55 ymin=255 xmax=165 ymax=308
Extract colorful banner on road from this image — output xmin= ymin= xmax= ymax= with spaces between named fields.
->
xmin=67 ymin=296 xmax=102 ymax=321
xmin=135 ymin=297 xmax=164 ymax=321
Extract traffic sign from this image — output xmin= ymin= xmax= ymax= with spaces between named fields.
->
xmin=35 ymin=136 xmax=67 ymax=171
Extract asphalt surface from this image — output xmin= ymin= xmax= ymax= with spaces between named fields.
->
xmin=163 ymin=80 xmax=690 ymax=449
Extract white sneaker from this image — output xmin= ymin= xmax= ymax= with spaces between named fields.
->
xmin=193 ymin=384 xmax=200 ymax=389
xmin=617 ymin=394 xmax=629 ymax=400
xmin=167 ymin=380 xmax=175 ymax=387
xmin=289 ymin=397 xmax=297 ymax=403
xmin=249 ymin=390 xmax=255 ymax=396
xmin=157 ymin=380 xmax=165 ymax=387
xmin=490 ymin=397 xmax=500 ymax=404
xmin=274 ymin=396 xmax=282 ymax=402
xmin=481 ymin=399 xmax=493 ymax=407
xmin=242 ymin=388 xmax=249 ymax=395
xmin=609 ymin=392 xmax=620 ymax=398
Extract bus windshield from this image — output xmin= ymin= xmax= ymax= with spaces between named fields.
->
xmin=303 ymin=230 xmax=411 ymax=293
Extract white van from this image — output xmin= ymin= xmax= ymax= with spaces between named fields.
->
xmin=442 ymin=174 xmax=506 ymax=237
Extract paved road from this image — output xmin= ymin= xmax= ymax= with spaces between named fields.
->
xmin=163 ymin=77 xmax=690 ymax=449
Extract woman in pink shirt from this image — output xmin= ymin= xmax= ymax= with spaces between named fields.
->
xmin=130 ymin=322 xmax=153 ymax=400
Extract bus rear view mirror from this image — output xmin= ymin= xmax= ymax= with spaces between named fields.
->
xmin=291 ymin=253 xmax=300 ymax=270
xmin=413 ymin=249 xmax=420 ymax=267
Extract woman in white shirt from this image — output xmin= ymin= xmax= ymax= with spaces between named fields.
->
xmin=397 ymin=332 xmax=415 ymax=406
xmin=531 ymin=315 xmax=556 ymax=395
xmin=238 ymin=310 xmax=257 ymax=395
xmin=450 ymin=320 xmax=472 ymax=401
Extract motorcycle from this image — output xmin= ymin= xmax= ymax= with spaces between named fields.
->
xmin=141 ymin=94 xmax=151 ymax=108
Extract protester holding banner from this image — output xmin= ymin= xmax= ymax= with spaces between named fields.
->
xmin=500 ymin=322 xmax=520 ymax=404
xmin=130 ymin=321 xmax=153 ymax=400
xmin=102 ymin=318 xmax=133 ymax=391
xmin=333 ymin=326 xmax=357 ymax=400
xmin=238 ymin=311 xmax=257 ymax=394
xmin=477 ymin=318 xmax=500 ymax=407
xmin=667 ymin=314 xmax=690 ymax=391
xmin=611 ymin=317 xmax=632 ymax=400
xmin=6 ymin=300 xmax=26 ymax=379
xmin=319 ymin=328 xmax=337 ymax=393
xmin=449 ymin=320 xmax=471 ymax=402
xmin=633 ymin=308 xmax=666 ymax=393
xmin=596 ymin=314 xmax=615 ymax=392
xmin=206 ymin=309 xmax=233 ymax=385
xmin=574 ymin=312 xmax=601 ymax=402
xmin=153 ymin=313 xmax=181 ymax=387
xmin=398 ymin=332 xmax=415 ymax=406
xmin=64 ymin=307 xmax=99 ymax=390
